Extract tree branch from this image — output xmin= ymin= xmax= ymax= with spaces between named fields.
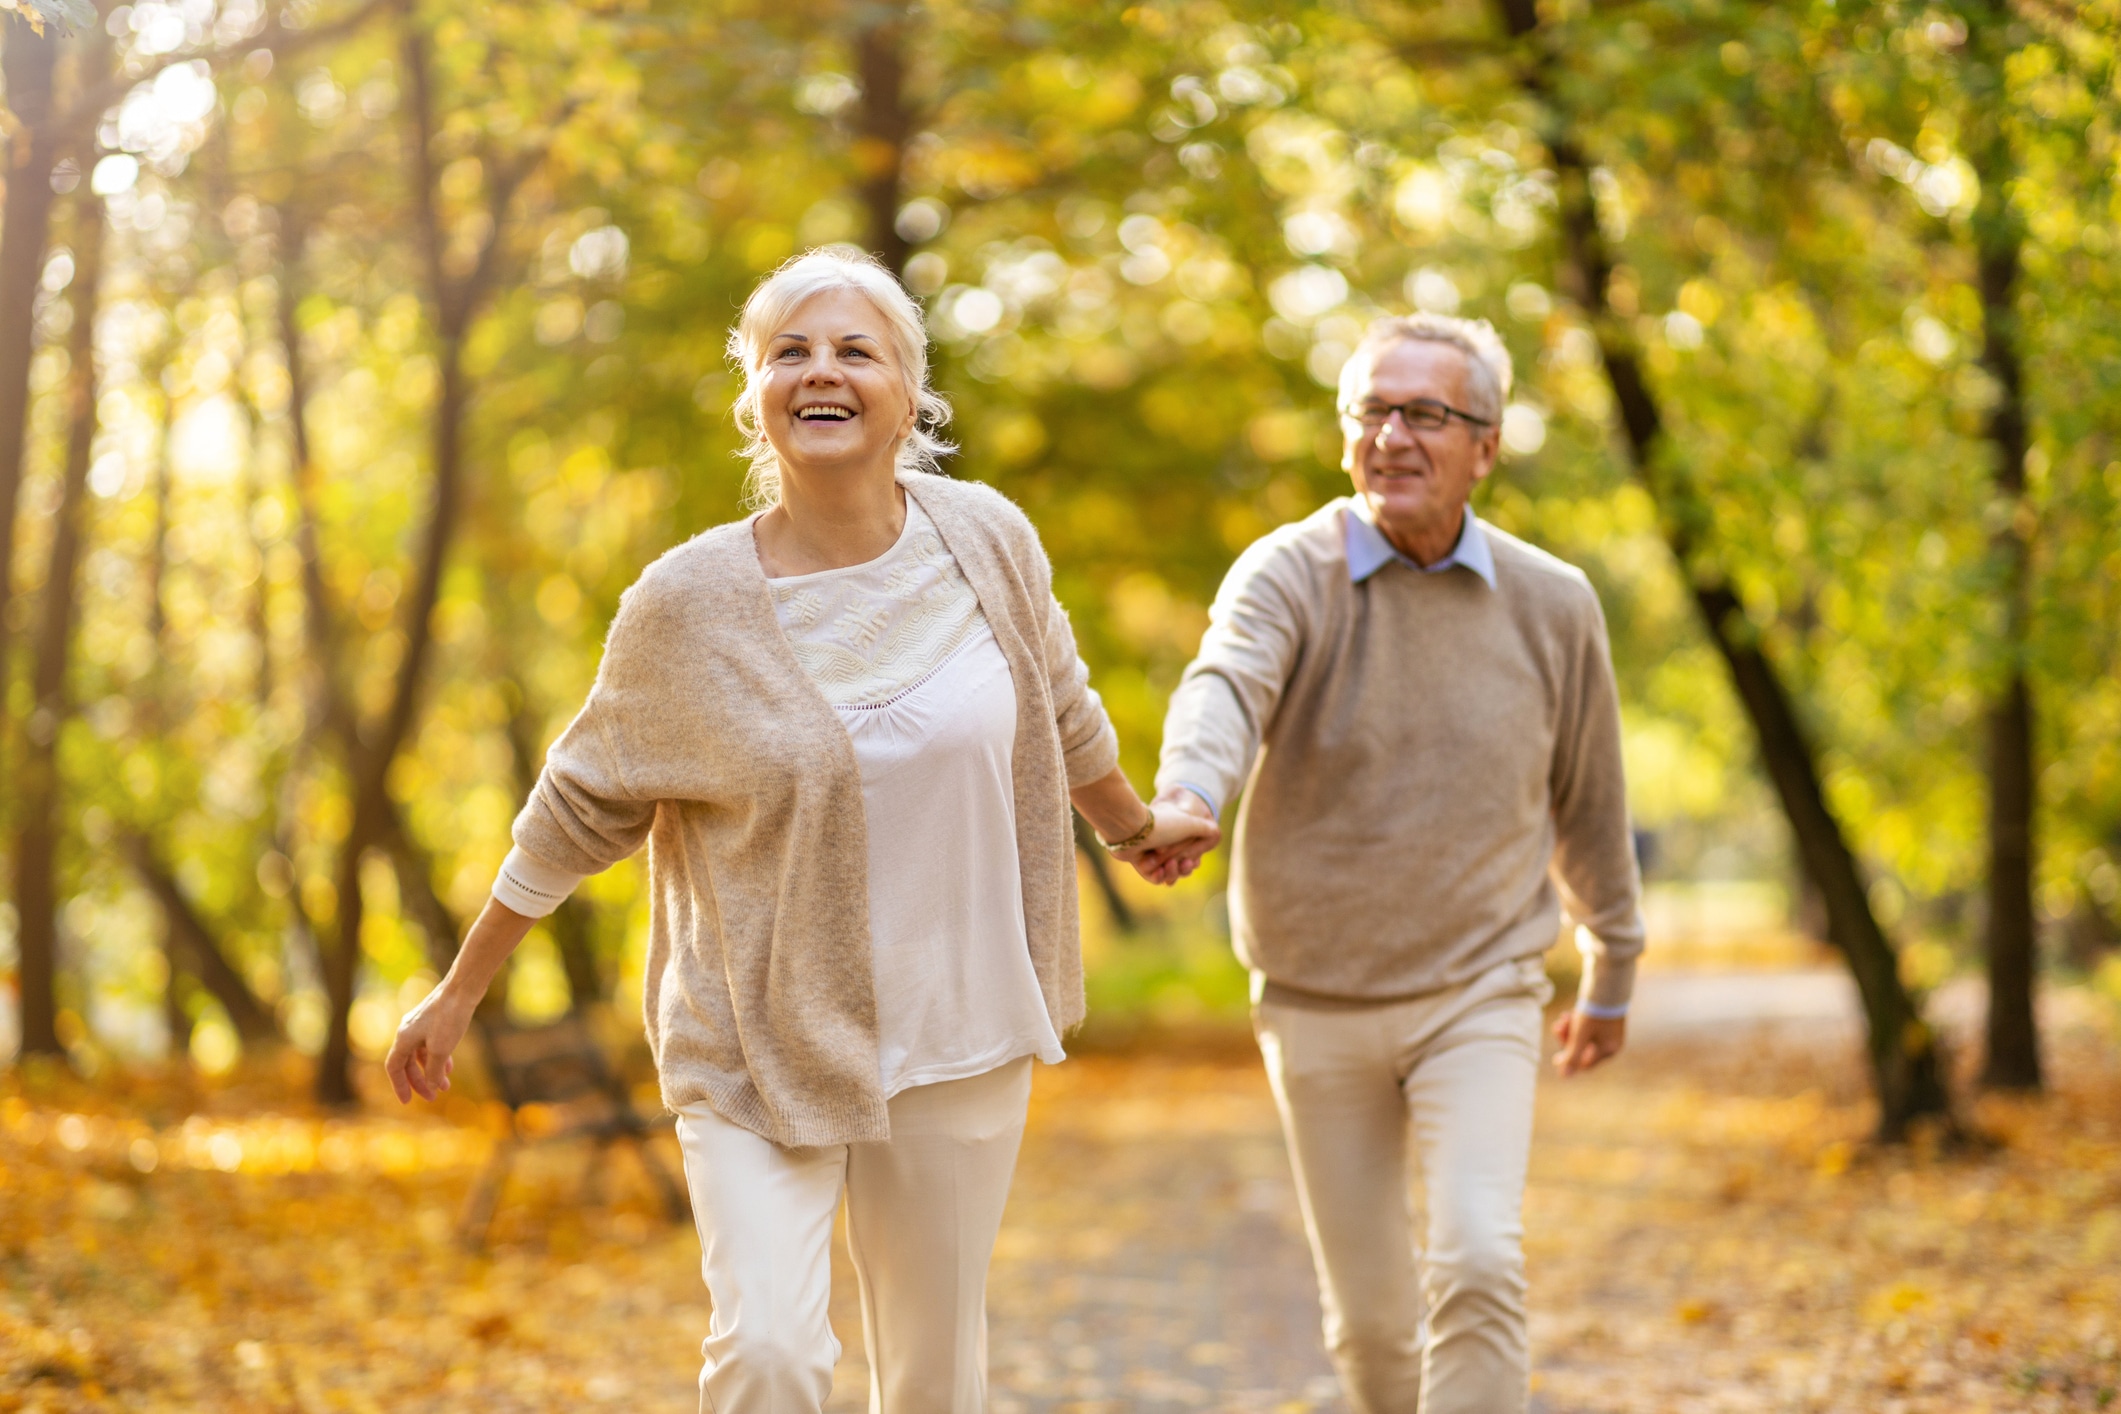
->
xmin=123 ymin=834 xmax=281 ymax=1043
xmin=58 ymin=0 xmax=393 ymax=145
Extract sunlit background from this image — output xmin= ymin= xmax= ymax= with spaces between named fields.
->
xmin=5 ymin=2 xmax=2121 ymax=1410
xmin=0 ymin=0 xmax=2114 ymax=1104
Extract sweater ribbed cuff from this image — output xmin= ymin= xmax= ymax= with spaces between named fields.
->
xmin=1170 ymin=782 xmax=1220 ymax=820
xmin=1575 ymin=941 xmax=1638 ymax=1013
xmin=1154 ymin=759 xmax=1231 ymax=826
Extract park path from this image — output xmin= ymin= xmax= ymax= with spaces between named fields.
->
xmin=813 ymin=1052 xmax=1340 ymax=1412
xmin=5 ymin=966 xmax=2111 ymax=1412
xmin=817 ymin=968 xmax=1877 ymax=1414
xmin=822 ymin=967 xmax=2099 ymax=1414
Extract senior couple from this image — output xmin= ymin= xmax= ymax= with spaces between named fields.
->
xmin=387 ymin=248 xmax=1643 ymax=1414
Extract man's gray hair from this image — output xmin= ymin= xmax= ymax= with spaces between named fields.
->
xmin=1338 ymin=313 xmax=1514 ymax=424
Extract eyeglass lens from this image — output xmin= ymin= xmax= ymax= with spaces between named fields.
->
xmin=1356 ymin=399 xmax=1451 ymax=429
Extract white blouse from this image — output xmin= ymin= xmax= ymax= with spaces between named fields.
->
xmin=494 ymin=499 xmax=1064 ymax=1096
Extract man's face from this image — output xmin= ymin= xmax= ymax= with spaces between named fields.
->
xmin=1341 ymin=340 xmax=1501 ymax=550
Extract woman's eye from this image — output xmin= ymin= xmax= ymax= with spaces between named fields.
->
xmin=774 ymin=347 xmax=804 ymax=360
xmin=841 ymin=347 xmax=870 ymax=360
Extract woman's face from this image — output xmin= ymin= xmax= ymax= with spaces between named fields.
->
xmin=758 ymin=287 xmax=915 ymax=484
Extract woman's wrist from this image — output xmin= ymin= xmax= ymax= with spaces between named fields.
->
xmin=1070 ymin=766 xmax=1154 ymax=847
xmin=1097 ymin=800 xmax=1156 ymax=852
xmin=426 ymin=973 xmax=482 ymax=1023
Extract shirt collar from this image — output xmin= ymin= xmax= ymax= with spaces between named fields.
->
xmin=1343 ymin=501 xmax=1497 ymax=590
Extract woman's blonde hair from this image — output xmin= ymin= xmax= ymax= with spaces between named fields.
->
xmin=726 ymin=246 xmax=954 ymax=508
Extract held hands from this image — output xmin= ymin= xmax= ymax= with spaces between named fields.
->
xmin=1113 ymin=788 xmax=1223 ymax=886
xmin=384 ymin=985 xmax=473 ymax=1104
xmin=1550 ymin=1009 xmax=1626 ymax=1077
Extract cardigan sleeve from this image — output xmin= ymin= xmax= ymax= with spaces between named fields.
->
xmin=996 ymin=488 xmax=1120 ymax=788
xmin=1040 ymin=589 xmax=1121 ymax=788
xmin=508 ymin=589 xmax=663 ymax=877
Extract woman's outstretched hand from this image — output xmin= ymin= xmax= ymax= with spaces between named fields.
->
xmin=384 ymin=986 xmax=472 ymax=1103
xmin=384 ymin=898 xmax=538 ymax=1103
xmin=1114 ymin=789 xmax=1222 ymax=885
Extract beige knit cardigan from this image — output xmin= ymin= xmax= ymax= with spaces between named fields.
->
xmin=510 ymin=473 xmax=1119 ymax=1146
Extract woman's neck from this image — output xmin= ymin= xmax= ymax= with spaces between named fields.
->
xmin=752 ymin=462 xmax=907 ymax=578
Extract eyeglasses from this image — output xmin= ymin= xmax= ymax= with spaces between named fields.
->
xmin=1340 ymin=397 xmax=1495 ymax=432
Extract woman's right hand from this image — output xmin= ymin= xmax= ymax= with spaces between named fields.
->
xmin=383 ymin=897 xmax=538 ymax=1103
xmin=384 ymin=985 xmax=474 ymax=1104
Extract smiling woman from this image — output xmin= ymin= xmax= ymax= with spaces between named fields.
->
xmin=726 ymin=249 xmax=954 ymax=511
xmin=386 ymin=249 xmax=1222 ymax=1414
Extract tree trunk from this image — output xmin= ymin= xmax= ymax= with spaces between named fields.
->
xmin=315 ymin=332 xmax=470 ymax=1102
xmin=11 ymin=182 xmax=102 ymax=1058
xmin=239 ymin=407 xmax=273 ymax=709
xmin=1694 ymin=581 xmax=1951 ymax=1134
xmin=0 ymin=19 xmax=59 ymax=770
xmin=313 ymin=819 xmax=369 ymax=1102
xmin=163 ymin=957 xmax=193 ymax=1056
xmin=547 ymin=900 xmax=602 ymax=1009
xmin=276 ymin=201 xmax=362 ymax=754
xmin=139 ymin=361 xmax=176 ymax=734
xmin=1491 ymin=0 xmax=1952 ymax=1137
xmin=1964 ymin=7 xmax=2041 ymax=1090
xmin=1982 ymin=674 xmax=2038 ymax=1086
xmin=854 ymin=2 xmax=912 ymax=276
xmin=309 ymin=20 xmax=563 ymax=1099
xmin=267 ymin=183 xmax=375 ymax=1098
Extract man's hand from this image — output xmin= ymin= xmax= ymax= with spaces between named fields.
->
xmin=1115 ymin=790 xmax=1221 ymax=885
xmin=1550 ymin=1009 xmax=1625 ymax=1078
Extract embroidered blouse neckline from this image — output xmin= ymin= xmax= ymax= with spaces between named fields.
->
xmin=766 ymin=500 xmax=988 ymax=710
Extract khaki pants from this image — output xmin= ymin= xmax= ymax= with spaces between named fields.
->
xmin=673 ymin=1057 xmax=1032 ymax=1414
xmin=1256 ymin=957 xmax=1551 ymax=1414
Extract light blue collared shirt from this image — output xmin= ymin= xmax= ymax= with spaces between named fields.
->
xmin=1341 ymin=501 xmax=1498 ymax=590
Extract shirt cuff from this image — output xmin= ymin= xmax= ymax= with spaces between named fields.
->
xmin=1575 ymin=931 xmax=1639 ymax=1013
xmin=491 ymin=845 xmax=587 ymax=920
xmin=1172 ymin=781 xmax=1220 ymax=820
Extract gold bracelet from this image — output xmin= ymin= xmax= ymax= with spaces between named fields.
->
xmin=1100 ymin=807 xmax=1156 ymax=854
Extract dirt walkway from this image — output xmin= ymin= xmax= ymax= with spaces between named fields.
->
xmin=4 ymin=995 xmax=2118 ymax=1411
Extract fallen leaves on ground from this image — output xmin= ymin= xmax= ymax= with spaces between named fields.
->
xmin=2 ymin=1009 xmax=2119 ymax=1411
xmin=1525 ymin=1022 xmax=2121 ymax=1413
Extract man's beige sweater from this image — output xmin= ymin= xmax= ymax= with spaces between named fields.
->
xmin=513 ymin=474 xmax=1118 ymax=1146
xmin=1157 ymin=499 xmax=1644 ymax=1011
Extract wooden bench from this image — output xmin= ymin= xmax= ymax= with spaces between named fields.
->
xmin=459 ymin=1012 xmax=690 ymax=1247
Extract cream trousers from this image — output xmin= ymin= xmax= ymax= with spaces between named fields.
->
xmin=1256 ymin=956 xmax=1551 ymax=1414
xmin=673 ymin=1057 xmax=1032 ymax=1414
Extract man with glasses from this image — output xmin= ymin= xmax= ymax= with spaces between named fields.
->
xmin=1155 ymin=314 xmax=1644 ymax=1414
